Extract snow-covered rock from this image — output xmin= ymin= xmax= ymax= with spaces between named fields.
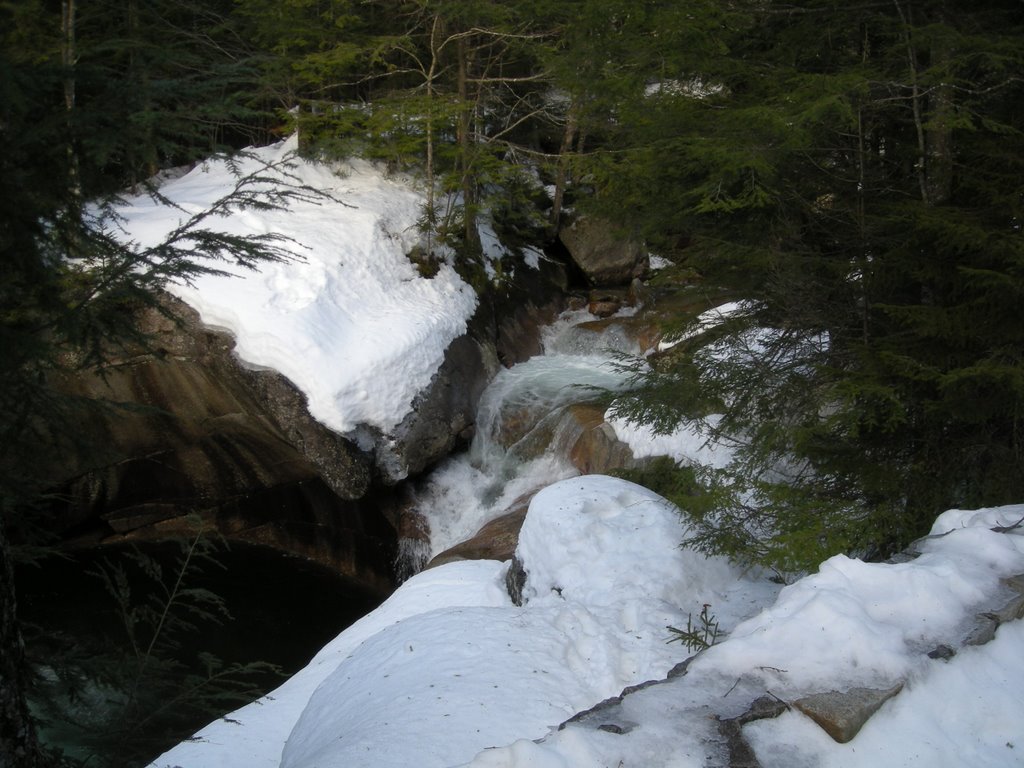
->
xmin=149 ymin=475 xmax=752 ymax=768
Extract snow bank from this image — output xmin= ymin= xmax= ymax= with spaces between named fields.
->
xmin=608 ymin=412 xmax=733 ymax=469
xmin=111 ymin=137 xmax=478 ymax=434
xmin=149 ymin=475 xmax=758 ymax=768
xmin=467 ymin=504 xmax=1024 ymax=768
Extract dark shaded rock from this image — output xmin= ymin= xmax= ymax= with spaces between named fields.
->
xmin=588 ymin=293 xmax=622 ymax=318
xmin=558 ymin=216 xmax=648 ymax=287
xmin=792 ymin=683 xmax=903 ymax=743
xmin=927 ymin=644 xmax=956 ymax=660
xmin=965 ymin=614 xmax=1001 ymax=646
xmin=377 ymin=333 xmax=499 ymax=482
xmin=376 ymin=252 xmax=569 ymax=481
xmin=717 ymin=695 xmax=789 ymax=768
xmin=627 ymin=277 xmax=649 ymax=308
xmin=43 ymin=295 xmax=393 ymax=593
xmin=506 ymin=555 xmax=527 ymax=607
xmin=718 ymin=718 xmax=761 ymax=768
xmin=488 ymin=252 xmax=568 ymax=367
xmin=736 ymin=695 xmax=790 ymax=725
xmin=964 ymin=577 xmax=1024 ymax=646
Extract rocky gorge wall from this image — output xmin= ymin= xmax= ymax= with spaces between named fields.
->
xmin=36 ymin=208 xmax=661 ymax=602
xmin=38 ymin=252 xmax=573 ymax=597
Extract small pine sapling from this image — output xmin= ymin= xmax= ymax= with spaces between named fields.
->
xmin=667 ymin=603 xmax=720 ymax=652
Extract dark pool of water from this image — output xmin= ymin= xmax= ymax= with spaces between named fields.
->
xmin=16 ymin=539 xmax=386 ymax=765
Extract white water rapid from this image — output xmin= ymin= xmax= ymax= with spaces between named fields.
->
xmin=408 ymin=308 xmax=645 ymax=564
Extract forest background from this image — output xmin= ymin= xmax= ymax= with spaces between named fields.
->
xmin=2 ymin=0 xmax=1022 ymax=765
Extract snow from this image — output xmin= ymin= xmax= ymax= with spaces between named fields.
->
xmin=151 ymin=474 xmax=1024 ymax=768
xmin=469 ymin=505 xmax=1024 ymax=768
xmin=133 ymin=143 xmax=1024 ymax=768
xmin=109 ymin=136 xmax=477 ymax=435
xmin=150 ymin=475 xmax=761 ymax=768
xmin=608 ymin=412 xmax=733 ymax=469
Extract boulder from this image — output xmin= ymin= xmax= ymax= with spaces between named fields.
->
xmin=374 ymin=333 xmax=500 ymax=482
xmin=588 ymin=292 xmax=623 ymax=318
xmin=558 ymin=216 xmax=648 ymax=286
xmin=428 ymin=503 xmax=530 ymax=569
xmin=373 ymin=251 xmax=568 ymax=482
xmin=44 ymin=295 xmax=393 ymax=593
xmin=566 ymin=404 xmax=650 ymax=476
xmin=792 ymin=684 xmax=904 ymax=743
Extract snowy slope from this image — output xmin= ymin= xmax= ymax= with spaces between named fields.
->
xmin=149 ymin=483 xmax=1024 ymax=768
xmin=468 ymin=505 xmax=1024 ymax=768
xmin=110 ymin=137 xmax=478 ymax=435
xmin=149 ymin=475 xmax=768 ymax=768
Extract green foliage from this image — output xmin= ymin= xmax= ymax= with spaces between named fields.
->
xmin=597 ymin=0 xmax=1024 ymax=575
xmin=1 ymin=10 xmax=328 ymax=762
xmin=667 ymin=603 xmax=720 ymax=652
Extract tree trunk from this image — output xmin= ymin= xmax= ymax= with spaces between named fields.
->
xmin=0 ymin=520 xmax=45 ymax=768
xmin=61 ymin=0 xmax=81 ymax=211
xmin=924 ymin=12 xmax=954 ymax=205
xmin=456 ymin=35 xmax=481 ymax=254
xmin=550 ymin=102 xmax=578 ymax=233
xmin=425 ymin=15 xmax=441 ymax=256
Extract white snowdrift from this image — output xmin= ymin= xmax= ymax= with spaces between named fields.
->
xmin=147 ymin=485 xmax=1024 ymax=768
xmin=467 ymin=505 xmax=1024 ymax=768
xmin=149 ymin=475 xmax=757 ymax=768
xmin=110 ymin=137 xmax=478 ymax=435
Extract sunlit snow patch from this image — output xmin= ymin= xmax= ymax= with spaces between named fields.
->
xmin=110 ymin=137 xmax=478 ymax=434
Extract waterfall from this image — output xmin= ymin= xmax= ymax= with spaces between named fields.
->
xmin=409 ymin=309 xmax=644 ymax=565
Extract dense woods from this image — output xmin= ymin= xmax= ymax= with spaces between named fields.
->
xmin=2 ymin=0 xmax=1023 ymax=764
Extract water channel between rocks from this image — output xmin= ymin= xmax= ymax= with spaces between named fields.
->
xmin=403 ymin=307 xmax=644 ymax=572
xmin=18 ymin=306 xmax=648 ymax=765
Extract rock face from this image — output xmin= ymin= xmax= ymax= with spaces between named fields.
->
xmin=428 ymin=498 xmax=531 ymax=569
xmin=370 ymin=254 xmax=568 ymax=483
xmin=372 ymin=333 xmax=500 ymax=483
xmin=44 ymin=254 xmax=571 ymax=589
xmin=565 ymin=404 xmax=650 ymax=476
xmin=558 ymin=216 xmax=648 ymax=287
xmin=46 ymin=295 xmax=392 ymax=593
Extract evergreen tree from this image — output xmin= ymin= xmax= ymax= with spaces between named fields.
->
xmin=609 ymin=0 xmax=1024 ymax=572
xmin=0 ymin=3 xmax=325 ymax=763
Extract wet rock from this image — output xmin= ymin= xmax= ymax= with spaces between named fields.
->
xmin=718 ymin=697 xmax=789 ymax=768
xmin=506 ymin=555 xmax=528 ymax=607
xmin=566 ymin=404 xmax=649 ymax=476
xmin=428 ymin=504 xmax=529 ymax=569
xmin=964 ymin=574 xmax=1024 ymax=646
xmin=377 ymin=254 xmax=568 ymax=480
xmin=588 ymin=293 xmax=622 ymax=318
xmin=927 ymin=644 xmax=956 ymax=660
xmin=558 ymin=216 xmax=648 ymax=287
xmin=377 ymin=333 xmax=499 ymax=482
xmin=792 ymin=683 xmax=903 ymax=743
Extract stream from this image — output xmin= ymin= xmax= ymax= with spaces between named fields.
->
xmin=405 ymin=307 xmax=645 ymax=567
xmin=17 ymin=306 xmax=649 ymax=766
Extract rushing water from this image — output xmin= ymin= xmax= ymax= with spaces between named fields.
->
xmin=409 ymin=308 xmax=644 ymax=560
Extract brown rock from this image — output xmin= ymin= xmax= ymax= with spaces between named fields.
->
xmin=427 ymin=500 xmax=531 ymax=568
xmin=566 ymin=404 xmax=647 ymax=476
xmin=793 ymin=684 xmax=903 ymax=743
xmin=558 ymin=216 xmax=648 ymax=286
xmin=43 ymin=295 xmax=394 ymax=594
xmin=588 ymin=293 xmax=623 ymax=318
